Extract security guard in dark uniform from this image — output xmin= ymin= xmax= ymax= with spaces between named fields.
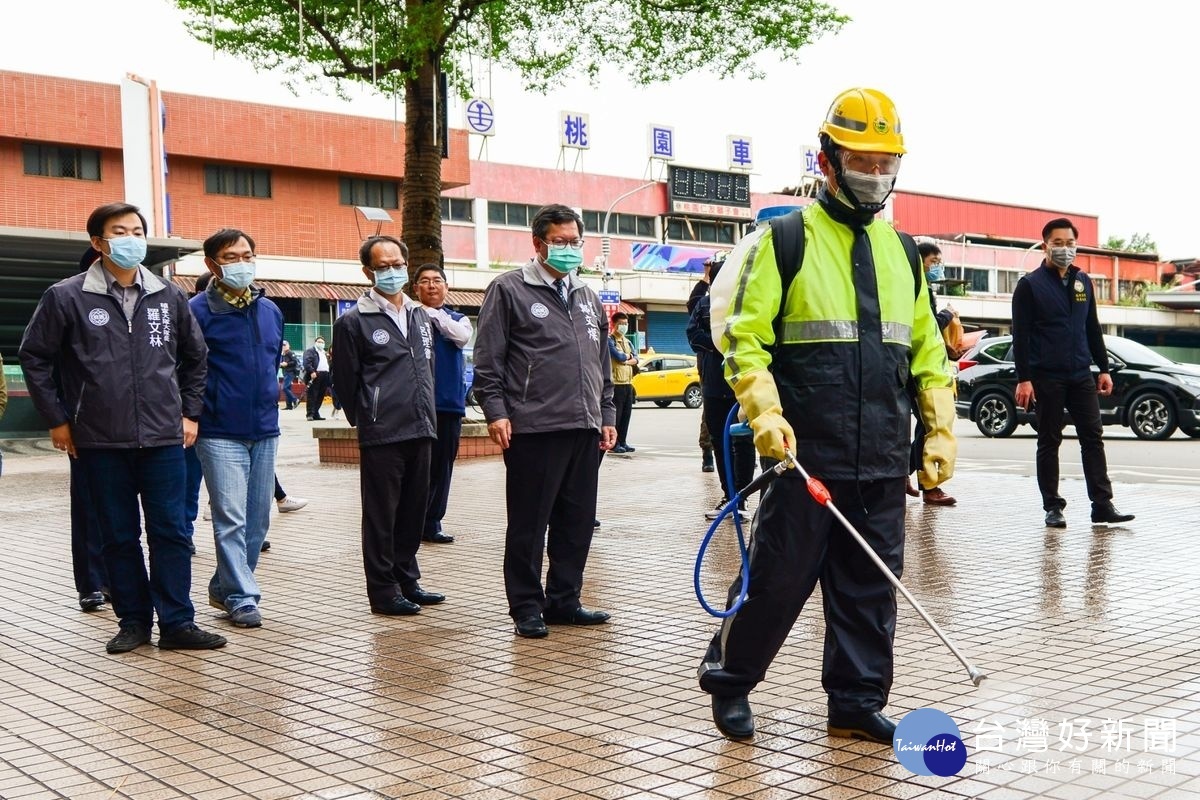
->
xmin=698 ymin=88 xmax=957 ymax=743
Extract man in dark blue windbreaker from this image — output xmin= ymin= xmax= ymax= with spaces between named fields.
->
xmin=189 ymin=228 xmax=284 ymax=630
xmin=1012 ymin=217 xmax=1134 ymax=528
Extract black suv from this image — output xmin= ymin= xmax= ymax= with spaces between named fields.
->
xmin=955 ymin=335 xmax=1200 ymax=440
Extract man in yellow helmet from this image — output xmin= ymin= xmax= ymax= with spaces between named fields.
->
xmin=698 ymin=88 xmax=957 ymax=744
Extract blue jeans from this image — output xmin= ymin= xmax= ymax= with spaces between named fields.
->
xmin=195 ymin=436 xmax=278 ymax=611
xmin=76 ymin=446 xmax=195 ymax=632
xmin=184 ymin=445 xmax=204 ymax=538
xmin=281 ymin=376 xmax=298 ymax=408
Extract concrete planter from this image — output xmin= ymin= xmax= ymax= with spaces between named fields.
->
xmin=312 ymin=421 xmax=501 ymax=465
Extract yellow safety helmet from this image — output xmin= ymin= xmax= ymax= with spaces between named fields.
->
xmin=818 ymin=88 xmax=906 ymax=155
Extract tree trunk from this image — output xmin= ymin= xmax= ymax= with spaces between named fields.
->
xmin=402 ymin=58 xmax=443 ymax=280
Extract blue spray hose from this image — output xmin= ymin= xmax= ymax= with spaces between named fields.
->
xmin=693 ymin=403 xmax=794 ymax=617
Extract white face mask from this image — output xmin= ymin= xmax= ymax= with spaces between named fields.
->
xmin=840 ymin=169 xmax=896 ymax=206
xmin=616 ymin=324 xmax=629 ymax=335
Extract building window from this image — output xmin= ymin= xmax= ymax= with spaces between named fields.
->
xmin=946 ymin=266 xmax=990 ymax=293
xmin=205 ymin=165 xmax=272 ymax=198
xmin=581 ymin=210 xmax=656 ymax=238
xmin=22 ymin=143 xmax=101 ymax=181
xmin=997 ymin=269 xmax=1022 ymax=294
xmin=339 ymin=177 xmax=399 ymax=209
xmin=440 ymin=197 xmax=473 ymax=222
xmin=487 ymin=201 xmax=542 ymax=228
xmin=667 ymin=217 xmax=736 ymax=245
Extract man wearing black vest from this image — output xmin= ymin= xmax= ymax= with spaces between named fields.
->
xmin=1012 ymin=217 xmax=1134 ymax=528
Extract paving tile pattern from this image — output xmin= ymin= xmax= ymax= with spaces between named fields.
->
xmin=0 ymin=413 xmax=1196 ymax=799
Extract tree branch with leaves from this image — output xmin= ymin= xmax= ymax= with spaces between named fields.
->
xmin=173 ymin=0 xmax=848 ymax=271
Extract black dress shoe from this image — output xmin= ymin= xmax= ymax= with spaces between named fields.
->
xmin=422 ymin=531 xmax=455 ymax=544
xmin=514 ymin=615 xmax=548 ymax=638
xmin=370 ymin=596 xmax=421 ymax=616
xmin=712 ymin=695 xmax=755 ymax=739
xmin=543 ymin=607 xmax=610 ymax=625
xmin=827 ymin=710 xmax=897 ymax=744
xmin=79 ymin=592 xmax=107 ymax=612
xmin=106 ymin=625 xmax=151 ymax=654
xmin=402 ymin=586 xmax=445 ymax=605
xmin=157 ymin=624 xmax=227 ymax=650
xmin=1091 ymin=504 xmax=1135 ymax=524
xmin=1045 ymin=509 xmax=1066 ymax=528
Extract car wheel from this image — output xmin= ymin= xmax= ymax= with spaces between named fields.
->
xmin=1128 ymin=391 xmax=1177 ymax=440
xmin=974 ymin=392 xmax=1017 ymax=438
xmin=683 ymin=384 xmax=704 ymax=409
xmin=654 ymin=400 xmax=672 ymax=408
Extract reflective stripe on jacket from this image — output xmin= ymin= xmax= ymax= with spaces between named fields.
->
xmin=719 ymin=202 xmax=951 ymax=479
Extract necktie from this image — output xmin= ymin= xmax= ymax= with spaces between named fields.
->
xmin=554 ymin=278 xmax=568 ymax=309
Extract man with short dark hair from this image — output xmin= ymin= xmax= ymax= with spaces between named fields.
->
xmin=303 ymin=336 xmax=330 ymax=420
xmin=333 ymin=236 xmax=445 ymax=616
xmin=608 ymin=311 xmax=638 ymax=453
xmin=280 ymin=340 xmax=300 ymax=410
xmin=908 ymin=241 xmax=959 ymax=506
xmin=1013 ymin=218 xmax=1134 ymax=528
xmin=190 ymin=228 xmax=284 ymax=629
xmin=413 ymin=263 xmax=473 ymax=545
xmin=473 ymin=204 xmax=617 ymax=639
xmin=20 ymin=202 xmax=226 ymax=654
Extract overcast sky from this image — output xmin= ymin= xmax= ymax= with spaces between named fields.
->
xmin=4 ymin=1 xmax=1193 ymax=258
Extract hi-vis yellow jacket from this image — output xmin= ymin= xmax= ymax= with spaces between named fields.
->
xmin=711 ymin=202 xmax=953 ymax=480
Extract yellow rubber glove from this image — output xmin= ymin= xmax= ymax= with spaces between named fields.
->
xmin=732 ymin=370 xmax=796 ymax=461
xmin=917 ymin=386 xmax=957 ymax=489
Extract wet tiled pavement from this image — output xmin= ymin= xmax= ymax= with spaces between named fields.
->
xmin=1 ymin=409 xmax=1197 ymax=799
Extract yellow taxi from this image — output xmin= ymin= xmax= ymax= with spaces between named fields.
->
xmin=631 ymin=353 xmax=702 ymax=408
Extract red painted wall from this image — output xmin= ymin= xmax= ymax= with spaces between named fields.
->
xmin=894 ymin=190 xmax=1100 ymax=246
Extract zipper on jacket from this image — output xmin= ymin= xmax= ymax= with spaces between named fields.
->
xmin=523 ymin=361 xmax=533 ymax=403
xmin=74 ymin=386 xmax=86 ymax=424
xmin=371 ymin=386 xmax=380 ymax=422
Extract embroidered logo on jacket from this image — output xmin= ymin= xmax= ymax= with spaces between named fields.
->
xmin=88 ymin=308 xmax=110 ymax=326
xmin=530 ymin=302 xmax=549 ymax=319
xmin=372 ymin=329 xmax=390 ymax=345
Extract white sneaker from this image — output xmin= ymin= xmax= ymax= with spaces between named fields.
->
xmin=704 ymin=500 xmax=748 ymax=522
xmin=277 ymin=496 xmax=309 ymax=513
xmin=704 ymin=500 xmax=730 ymax=520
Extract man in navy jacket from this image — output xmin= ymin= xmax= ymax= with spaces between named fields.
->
xmin=20 ymin=202 xmax=226 ymax=654
xmin=413 ymin=263 xmax=473 ymax=545
xmin=1012 ymin=217 xmax=1134 ymax=528
xmin=189 ymin=228 xmax=284 ymax=629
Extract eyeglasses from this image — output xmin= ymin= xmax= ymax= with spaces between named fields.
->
xmin=416 ymin=277 xmax=446 ymax=286
xmin=216 ymin=254 xmax=255 ymax=264
xmin=840 ymin=151 xmax=901 ymax=175
xmin=543 ymin=238 xmax=585 ymax=250
xmin=370 ymin=262 xmax=407 ymax=272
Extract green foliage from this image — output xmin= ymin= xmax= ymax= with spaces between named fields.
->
xmin=1103 ymin=232 xmax=1158 ymax=254
xmin=173 ymin=0 xmax=847 ymax=101
xmin=172 ymin=0 xmax=847 ymax=265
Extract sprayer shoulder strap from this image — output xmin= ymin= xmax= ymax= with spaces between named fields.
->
xmin=768 ymin=209 xmax=922 ymax=345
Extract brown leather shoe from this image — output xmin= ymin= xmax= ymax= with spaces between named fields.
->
xmin=905 ymin=478 xmax=920 ymax=498
xmin=923 ymin=487 xmax=957 ymax=506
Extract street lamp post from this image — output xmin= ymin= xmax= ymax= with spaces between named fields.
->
xmin=600 ymin=180 xmax=659 ymax=285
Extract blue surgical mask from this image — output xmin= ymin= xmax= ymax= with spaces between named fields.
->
xmin=104 ymin=236 xmax=147 ymax=270
xmin=926 ymin=264 xmax=945 ymax=283
xmin=220 ymin=262 xmax=255 ymax=291
xmin=544 ymin=245 xmax=583 ymax=274
xmin=373 ymin=267 xmax=408 ymax=295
